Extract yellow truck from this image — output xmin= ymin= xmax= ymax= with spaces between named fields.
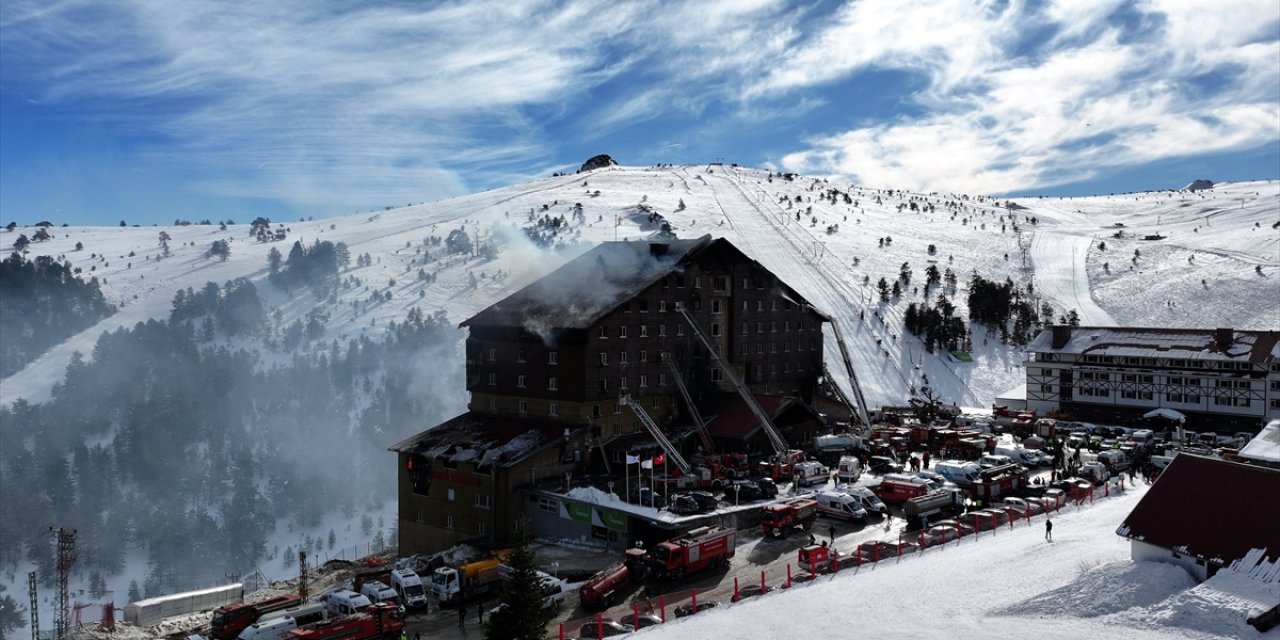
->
xmin=429 ymin=550 xmax=511 ymax=604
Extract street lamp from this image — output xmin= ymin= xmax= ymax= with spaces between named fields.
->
xmin=551 ymin=561 xmax=559 ymax=579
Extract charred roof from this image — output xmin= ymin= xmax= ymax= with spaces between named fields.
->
xmin=390 ymin=412 xmax=583 ymax=469
xmin=462 ymin=235 xmax=818 ymax=332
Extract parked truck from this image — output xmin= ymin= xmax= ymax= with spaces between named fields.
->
xmin=971 ymin=463 xmax=1028 ymax=500
xmin=902 ymin=488 xmax=965 ymax=526
xmin=287 ymin=603 xmax=401 ymax=640
xmin=638 ymin=526 xmax=735 ymax=580
xmin=761 ymin=498 xmax=819 ymax=538
xmin=430 ymin=550 xmax=511 ymax=605
xmin=211 ymin=595 xmax=303 ymax=640
xmin=578 ymin=549 xmax=648 ymax=610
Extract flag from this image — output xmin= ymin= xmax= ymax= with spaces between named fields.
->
xmin=654 ymin=452 xmax=666 ymax=466
xmin=641 ymin=458 xmax=653 ymax=469
xmin=626 ymin=454 xmax=640 ymax=465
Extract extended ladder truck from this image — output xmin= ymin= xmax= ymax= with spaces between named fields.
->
xmin=675 ymin=306 xmax=804 ymax=480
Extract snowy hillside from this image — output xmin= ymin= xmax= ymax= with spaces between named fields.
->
xmin=4 ymin=166 xmax=1277 ymax=410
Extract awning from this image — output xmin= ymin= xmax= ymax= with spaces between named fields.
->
xmin=1143 ymin=408 xmax=1187 ymax=422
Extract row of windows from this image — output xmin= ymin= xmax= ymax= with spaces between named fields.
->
xmin=490 ymin=349 xmax=558 ymax=364
xmin=1071 ymin=386 xmax=1253 ymax=407
xmin=1078 ymin=354 xmax=1256 ymax=371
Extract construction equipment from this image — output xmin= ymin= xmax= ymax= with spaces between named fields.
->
xmin=676 ymin=306 xmax=791 ymax=461
xmin=664 ymin=355 xmax=715 ymax=453
xmin=429 ymin=550 xmax=511 ymax=604
xmin=621 ymin=394 xmax=691 ymax=474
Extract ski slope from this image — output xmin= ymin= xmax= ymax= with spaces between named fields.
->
xmin=3 ymin=166 xmax=1277 ymax=411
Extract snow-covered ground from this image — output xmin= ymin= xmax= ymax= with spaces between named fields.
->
xmin=4 ymin=167 xmax=1276 ymax=410
xmin=635 ymin=483 xmax=1277 ymax=640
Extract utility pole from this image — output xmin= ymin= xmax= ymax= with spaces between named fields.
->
xmin=28 ymin=571 xmax=38 ymax=640
xmin=298 ymin=551 xmax=309 ymax=601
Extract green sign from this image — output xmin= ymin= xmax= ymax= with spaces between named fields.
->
xmin=561 ymin=500 xmax=592 ymax=524
xmin=597 ymin=508 xmax=628 ymax=532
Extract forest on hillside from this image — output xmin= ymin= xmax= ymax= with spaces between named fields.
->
xmin=0 ymin=243 xmax=464 ymax=600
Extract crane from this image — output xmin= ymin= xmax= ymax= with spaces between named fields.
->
xmin=676 ymin=306 xmax=790 ymax=458
xmin=619 ymin=394 xmax=691 ymax=475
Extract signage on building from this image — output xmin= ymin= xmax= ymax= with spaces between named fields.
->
xmin=431 ymin=469 xmax=483 ymax=487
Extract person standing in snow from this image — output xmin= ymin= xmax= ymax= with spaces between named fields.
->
xmin=922 ymin=451 xmax=931 ymax=469
xmin=829 ymin=524 xmax=837 ymax=543
xmin=457 ymin=604 xmax=466 ymax=629
xmin=1045 ymin=518 xmax=1053 ymax=542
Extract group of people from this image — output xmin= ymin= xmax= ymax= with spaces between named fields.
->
xmin=907 ymin=451 xmax=932 ymax=472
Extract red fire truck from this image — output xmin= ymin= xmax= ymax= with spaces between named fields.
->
xmin=640 ymin=526 xmax=735 ymax=580
xmin=760 ymin=498 xmax=818 ymax=538
xmin=578 ymin=549 xmax=647 ymax=610
xmin=287 ymin=603 xmax=401 ymax=640
xmin=211 ymin=594 xmax=302 ymax=640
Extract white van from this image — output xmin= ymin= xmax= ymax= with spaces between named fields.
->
xmin=836 ymin=485 xmax=888 ymax=515
xmin=934 ymin=460 xmax=981 ymax=485
xmin=321 ymin=589 xmax=371 ymax=617
xmin=793 ymin=461 xmax=830 ymax=487
xmin=391 ymin=568 xmax=428 ymax=610
xmin=359 ymin=581 xmax=403 ymax=615
xmin=993 ymin=446 xmax=1039 ymax=467
xmin=237 ymin=605 xmax=324 ymax=640
xmin=978 ymin=454 xmax=1016 ymax=469
xmin=837 ymin=456 xmax=862 ymax=483
xmin=815 ymin=491 xmax=867 ymax=521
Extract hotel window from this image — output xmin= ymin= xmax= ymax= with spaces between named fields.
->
xmin=548 ymin=351 xmax=558 ymax=365
xmin=599 ymin=379 xmax=608 ymax=393
xmin=659 ymin=324 xmax=668 ymax=337
xmin=639 ymin=299 xmax=649 ymax=312
xmin=599 ymin=326 xmax=608 ymax=339
xmin=712 ymin=300 xmax=722 ymax=314
xmin=487 ymin=373 xmax=496 ymax=386
xmin=600 ymin=352 xmax=609 ymax=365
xmin=447 ymin=488 xmax=456 ymax=502
xmin=517 ymin=375 xmax=526 ymax=388
xmin=619 ymin=377 xmax=628 ymax=390
xmin=474 ymin=494 xmax=490 ymax=509
xmin=659 ymin=301 xmax=668 ymax=312
xmin=619 ymin=351 xmax=628 ymax=364
xmin=659 ymin=373 xmax=667 ymax=386
xmin=711 ymin=323 xmax=721 ymax=337
xmin=549 ymin=402 xmax=558 ymax=416
xmin=488 ymin=348 xmax=496 ymax=361
xmin=518 ymin=400 xmax=528 ymax=414
xmin=517 ymin=350 xmax=526 ymax=363
xmin=619 ymin=325 xmax=628 ymax=338
xmin=446 ymin=516 xmax=454 ymax=529
xmin=639 ymin=375 xmax=648 ymax=388
xmin=640 ymin=325 xmax=648 ymax=337
xmin=712 ymin=276 xmax=727 ymax=291
xmin=488 ymin=397 xmax=497 ymax=411
xmin=711 ymin=369 xmax=723 ymax=382
xmin=742 ymin=322 xmax=750 ymax=335
xmin=548 ymin=377 xmax=558 ymax=391
xmin=538 ymin=497 xmax=558 ymax=513
xmin=676 ymin=324 xmax=685 ymax=336
xmin=639 ymin=350 xmax=648 ymax=363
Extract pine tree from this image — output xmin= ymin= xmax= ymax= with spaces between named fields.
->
xmin=484 ymin=527 xmax=546 ymax=640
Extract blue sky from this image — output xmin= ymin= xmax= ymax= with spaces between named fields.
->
xmin=2 ymin=0 xmax=1277 ymax=226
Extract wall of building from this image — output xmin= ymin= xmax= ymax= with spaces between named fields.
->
xmin=1130 ymin=540 xmax=1209 ymax=582
xmin=522 ymin=492 xmax=631 ymax=551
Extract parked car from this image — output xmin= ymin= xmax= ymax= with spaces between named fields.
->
xmin=685 ymin=491 xmax=720 ymax=511
xmin=731 ymin=585 xmax=776 ymax=602
xmin=971 ymin=508 xmax=1010 ymax=527
xmin=788 ymin=571 xmax=820 ymax=585
xmin=729 ymin=481 xmax=770 ymax=502
xmin=665 ymin=494 xmax=701 ymax=515
xmin=673 ymin=601 xmax=721 ymax=618
xmin=1001 ymin=497 xmax=1038 ymax=518
xmin=921 ymin=524 xmax=961 ymax=547
xmin=866 ymin=455 xmax=903 ymax=475
xmin=577 ymin=620 xmax=629 ymax=638
xmin=914 ymin=470 xmax=949 ymax=491
xmin=931 ymin=518 xmax=975 ymax=537
xmin=626 ymin=613 xmax=663 ymax=630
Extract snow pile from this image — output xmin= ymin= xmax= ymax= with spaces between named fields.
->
xmin=1108 ymin=550 xmax=1280 ymax=636
xmin=565 ymin=486 xmax=622 ymax=503
xmin=993 ymin=560 xmax=1197 ymax=618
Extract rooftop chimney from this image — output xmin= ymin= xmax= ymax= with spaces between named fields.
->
xmin=1051 ymin=325 xmax=1072 ymax=349
xmin=1215 ymin=327 xmax=1234 ymax=351
xmin=649 ymin=242 xmax=670 ymax=256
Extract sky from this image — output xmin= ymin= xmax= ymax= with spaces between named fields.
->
xmin=1 ymin=0 xmax=1277 ymax=227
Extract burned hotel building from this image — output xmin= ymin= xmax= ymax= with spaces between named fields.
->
xmin=392 ymin=235 xmax=830 ymax=555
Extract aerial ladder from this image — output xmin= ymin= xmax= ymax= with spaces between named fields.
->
xmin=620 ymin=394 xmax=691 ymax=474
xmin=825 ymin=321 xmax=873 ymax=431
xmin=663 ymin=354 xmax=716 ymax=453
xmin=676 ymin=307 xmax=792 ymax=461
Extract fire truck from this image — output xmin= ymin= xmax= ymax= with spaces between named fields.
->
xmin=286 ymin=603 xmax=401 ymax=640
xmin=971 ymin=463 xmax=1028 ymax=500
xmin=578 ymin=549 xmax=647 ymax=610
xmin=211 ymin=595 xmax=303 ymax=640
xmin=638 ymin=526 xmax=735 ymax=580
xmin=797 ymin=544 xmax=839 ymax=574
xmin=760 ymin=498 xmax=818 ymax=538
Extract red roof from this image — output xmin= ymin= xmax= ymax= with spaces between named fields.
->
xmin=705 ymin=395 xmax=787 ymax=440
xmin=1116 ymin=454 xmax=1280 ymax=566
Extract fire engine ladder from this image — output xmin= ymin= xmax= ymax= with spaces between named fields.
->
xmin=822 ymin=315 xmax=874 ymax=431
xmin=663 ymin=354 xmax=715 ymax=453
xmin=620 ymin=394 xmax=691 ymax=474
xmin=821 ymin=361 xmax=860 ymax=427
xmin=676 ymin=306 xmax=789 ymax=458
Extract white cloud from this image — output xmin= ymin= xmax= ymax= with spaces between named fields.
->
xmin=776 ymin=0 xmax=1280 ymax=193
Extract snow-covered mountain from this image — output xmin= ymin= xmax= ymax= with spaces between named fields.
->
xmin=4 ymin=165 xmax=1277 ymax=411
